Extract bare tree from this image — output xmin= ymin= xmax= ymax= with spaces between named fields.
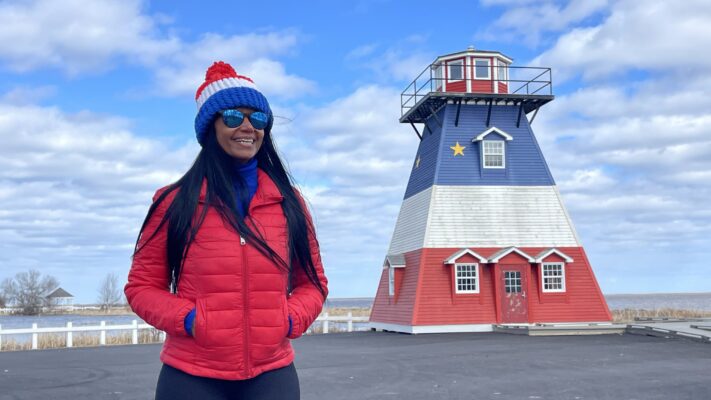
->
xmin=97 ymin=272 xmax=124 ymax=311
xmin=0 ymin=277 xmax=16 ymax=308
xmin=11 ymin=270 xmax=59 ymax=315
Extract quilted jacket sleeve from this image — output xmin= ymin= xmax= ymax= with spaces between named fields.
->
xmin=286 ymin=192 xmax=329 ymax=339
xmin=124 ymin=189 xmax=195 ymax=337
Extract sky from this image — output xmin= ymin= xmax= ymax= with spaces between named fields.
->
xmin=0 ymin=0 xmax=710 ymax=304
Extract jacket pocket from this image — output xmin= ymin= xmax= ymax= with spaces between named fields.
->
xmin=193 ymin=294 xmax=240 ymax=348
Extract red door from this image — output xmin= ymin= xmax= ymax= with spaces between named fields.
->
xmin=500 ymin=265 xmax=528 ymax=323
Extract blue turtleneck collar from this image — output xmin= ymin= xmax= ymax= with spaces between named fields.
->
xmin=233 ymin=157 xmax=258 ymax=217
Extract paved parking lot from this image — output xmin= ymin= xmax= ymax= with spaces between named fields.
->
xmin=1 ymin=332 xmax=709 ymax=400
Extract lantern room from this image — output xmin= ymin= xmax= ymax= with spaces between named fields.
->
xmin=431 ymin=46 xmax=513 ymax=94
xmin=400 ymin=46 xmax=554 ymax=131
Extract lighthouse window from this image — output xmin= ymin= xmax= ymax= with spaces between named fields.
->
xmin=497 ymin=60 xmax=508 ymax=82
xmin=474 ymin=59 xmax=490 ymax=79
xmin=504 ymin=271 xmax=522 ymax=293
xmin=482 ymin=140 xmax=505 ymax=168
xmin=388 ymin=266 xmax=395 ymax=296
xmin=432 ymin=63 xmax=443 ymax=91
xmin=455 ymin=263 xmax=479 ymax=294
xmin=542 ymin=263 xmax=565 ymax=292
xmin=448 ymin=60 xmax=464 ymax=82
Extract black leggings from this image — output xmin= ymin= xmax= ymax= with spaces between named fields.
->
xmin=155 ymin=363 xmax=300 ymax=400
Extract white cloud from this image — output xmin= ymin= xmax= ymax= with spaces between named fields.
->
xmin=346 ymin=43 xmax=379 ymax=60
xmin=0 ymin=0 xmax=178 ymax=74
xmin=345 ymin=38 xmax=434 ymax=83
xmin=0 ymin=100 xmax=197 ymax=295
xmin=533 ymin=0 xmax=711 ymax=80
xmin=0 ymin=1 xmax=315 ymax=100
xmin=154 ymin=32 xmax=316 ymax=99
xmin=557 ymin=168 xmax=615 ymax=192
xmin=0 ymin=85 xmax=56 ymax=105
xmin=479 ymin=0 xmax=610 ymax=45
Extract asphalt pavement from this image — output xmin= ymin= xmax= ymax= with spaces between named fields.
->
xmin=0 ymin=331 xmax=709 ymax=400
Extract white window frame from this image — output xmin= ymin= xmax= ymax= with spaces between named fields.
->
xmin=541 ymin=262 xmax=566 ymax=293
xmin=496 ymin=59 xmax=508 ymax=83
xmin=447 ymin=59 xmax=465 ymax=82
xmin=482 ymin=140 xmax=505 ymax=169
xmin=388 ymin=266 xmax=395 ymax=296
xmin=454 ymin=263 xmax=480 ymax=294
xmin=473 ymin=58 xmax=490 ymax=80
xmin=504 ymin=271 xmax=523 ymax=293
xmin=432 ymin=63 xmax=443 ymax=91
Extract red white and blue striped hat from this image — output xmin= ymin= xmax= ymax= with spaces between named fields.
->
xmin=194 ymin=61 xmax=272 ymax=145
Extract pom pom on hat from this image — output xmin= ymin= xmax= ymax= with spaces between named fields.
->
xmin=194 ymin=61 xmax=272 ymax=145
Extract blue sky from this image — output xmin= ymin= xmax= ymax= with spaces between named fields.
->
xmin=1 ymin=0 xmax=710 ymax=303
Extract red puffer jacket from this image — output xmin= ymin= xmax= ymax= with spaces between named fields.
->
xmin=124 ymin=169 xmax=328 ymax=380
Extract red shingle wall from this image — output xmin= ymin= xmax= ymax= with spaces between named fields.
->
xmin=413 ymin=249 xmax=497 ymax=325
xmin=369 ymin=249 xmax=423 ymax=325
xmin=528 ymin=247 xmax=612 ymax=322
xmin=408 ymin=247 xmax=610 ymax=325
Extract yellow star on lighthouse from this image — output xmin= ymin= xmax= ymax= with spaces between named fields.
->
xmin=450 ymin=142 xmax=465 ymax=156
xmin=415 ymin=155 xmax=421 ymax=168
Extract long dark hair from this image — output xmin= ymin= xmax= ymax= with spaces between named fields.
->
xmin=133 ymin=124 xmax=326 ymax=298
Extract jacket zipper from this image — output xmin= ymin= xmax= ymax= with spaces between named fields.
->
xmin=239 ymin=200 xmax=280 ymax=375
xmin=240 ymin=233 xmax=249 ymax=375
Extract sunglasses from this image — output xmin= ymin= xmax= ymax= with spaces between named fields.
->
xmin=219 ymin=109 xmax=269 ymax=130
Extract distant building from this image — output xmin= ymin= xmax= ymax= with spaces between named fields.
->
xmin=44 ymin=287 xmax=75 ymax=311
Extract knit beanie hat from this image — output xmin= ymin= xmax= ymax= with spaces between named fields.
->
xmin=194 ymin=61 xmax=272 ymax=146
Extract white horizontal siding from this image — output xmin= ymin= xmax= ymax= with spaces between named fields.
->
xmin=388 ymin=187 xmax=432 ymax=255
xmin=425 ymin=185 xmax=580 ymax=248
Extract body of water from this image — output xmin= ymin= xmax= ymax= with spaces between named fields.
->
xmin=325 ymin=293 xmax=711 ymax=311
xmin=604 ymin=292 xmax=711 ymax=312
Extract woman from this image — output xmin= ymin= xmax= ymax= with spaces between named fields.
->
xmin=125 ymin=61 xmax=328 ymax=400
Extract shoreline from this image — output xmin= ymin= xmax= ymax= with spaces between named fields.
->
xmin=1 ymin=306 xmax=710 ymax=321
xmin=0 ymin=306 xmax=372 ymax=318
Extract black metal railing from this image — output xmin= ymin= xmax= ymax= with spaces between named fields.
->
xmin=401 ymin=63 xmax=553 ymax=117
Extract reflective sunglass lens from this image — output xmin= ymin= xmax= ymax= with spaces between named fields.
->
xmin=221 ymin=110 xmax=269 ymax=129
xmin=221 ymin=110 xmax=245 ymax=128
xmin=249 ymin=112 xmax=269 ymax=129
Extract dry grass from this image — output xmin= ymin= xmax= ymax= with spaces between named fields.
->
xmin=322 ymin=307 xmax=371 ymax=317
xmin=612 ymin=308 xmax=711 ymax=323
xmin=41 ymin=307 xmax=136 ymax=316
xmin=1 ymin=307 xmax=137 ymax=317
xmin=0 ymin=329 xmax=164 ymax=352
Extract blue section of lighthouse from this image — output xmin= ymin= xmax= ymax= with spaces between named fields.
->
xmin=405 ymin=104 xmax=556 ymax=199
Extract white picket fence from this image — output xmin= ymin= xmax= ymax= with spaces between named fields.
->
xmin=0 ymin=312 xmax=369 ymax=350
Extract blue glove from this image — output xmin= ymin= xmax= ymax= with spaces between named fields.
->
xmin=184 ymin=308 xmax=196 ymax=336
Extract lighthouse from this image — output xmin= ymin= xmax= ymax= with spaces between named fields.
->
xmin=369 ymin=47 xmax=611 ymax=333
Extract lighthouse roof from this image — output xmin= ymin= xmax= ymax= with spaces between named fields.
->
xmin=435 ymin=48 xmax=514 ymax=64
xmin=384 ymin=254 xmax=407 ymax=268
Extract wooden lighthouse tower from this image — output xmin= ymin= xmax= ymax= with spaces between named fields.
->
xmin=369 ymin=47 xmax=611 ymax=333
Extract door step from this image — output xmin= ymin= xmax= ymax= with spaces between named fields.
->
xmin=494 ymin=323 xmax=626 ymax=336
